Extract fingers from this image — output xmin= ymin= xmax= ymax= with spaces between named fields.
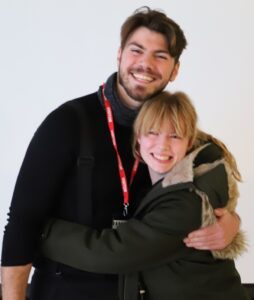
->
xmin=187 ymin=223 xmax=221 ymax=239
xmin=183 ymin=210 xmax=240 ymax=251
xmin=183 ymin=232 xmax=223 ymax=250
xmin=183 ymin=238 xmax=222 ymax=250
xmin=183 ymin=224 xmax=224 ymax=250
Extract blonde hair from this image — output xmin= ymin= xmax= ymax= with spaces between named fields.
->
xmin=133 ymin=91 xmax=241 ymax=182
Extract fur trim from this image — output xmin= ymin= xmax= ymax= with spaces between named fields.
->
xmin=162 ymin=143 xmax=247 ymax=260
xmin=195 ymin=187 xmax=247 ymax=259
xmin=224 ymin=161 xmax=239 ymax=212
xmin=195 ymin=160 xmax=247 ymax=259
xmin=211 ymin=161 xmax=247 ymax=259
xmin=194 ymin=159 xmax=224 ymax=177
xmin=162 ymin=144 xmax=209 ymax=188
xmin=212 ymin=230 xmax=247 ymax=260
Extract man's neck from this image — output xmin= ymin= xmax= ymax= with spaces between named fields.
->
xmin=116 ymin=81 xmax=142 ymax=110
xmin=102 ymin=73 xmax=138 ymax=127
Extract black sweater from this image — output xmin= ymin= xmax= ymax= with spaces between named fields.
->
xmin=1 ymin=73 xmax=151 ymax=299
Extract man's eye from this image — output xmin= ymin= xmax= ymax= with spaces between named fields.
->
xmin=131 ymin=48 xmax=142 ymax=54
xmin=156 ymin=55 xmax=168 ymax=60
xmin=155 ymin=53 xmax=169 ymax=60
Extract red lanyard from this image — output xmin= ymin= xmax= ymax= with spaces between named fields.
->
xmin=102 ymin=84 xmax=139 ymax=217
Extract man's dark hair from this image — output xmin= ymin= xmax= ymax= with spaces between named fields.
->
xmin=120 ymin=6 xmax=187 ymax=62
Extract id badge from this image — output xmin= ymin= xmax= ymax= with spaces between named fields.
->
xmin=112 ymin=219 xmax=127 ymax=229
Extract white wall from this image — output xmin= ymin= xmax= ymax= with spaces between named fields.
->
xmin=1 ymin=0 xmax=253 ymax=283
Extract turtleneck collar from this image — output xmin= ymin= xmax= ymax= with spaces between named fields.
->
xmin=97 ymin=72 xmax=139 ymax=127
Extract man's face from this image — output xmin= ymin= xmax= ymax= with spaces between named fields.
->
xmin=117 ymin=26 xmax=179 ymax=106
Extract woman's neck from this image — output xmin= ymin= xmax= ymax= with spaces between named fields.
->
xmin=148 ymin=167 xmax=165 ymax=185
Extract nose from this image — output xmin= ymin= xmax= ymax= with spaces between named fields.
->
xmin=158 ymin=135 xmax=170 ymax=152
xmin=138 ymin=53 xmax=154 ymax=71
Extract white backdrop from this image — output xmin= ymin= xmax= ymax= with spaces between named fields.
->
xmin=1 ymin=0 xmax=253 ymax=283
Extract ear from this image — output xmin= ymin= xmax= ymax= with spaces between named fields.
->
xmin=169 ymin=61 xmax=180 ymax=82
xmin=117 ymin=47 xmax=122 ymax=68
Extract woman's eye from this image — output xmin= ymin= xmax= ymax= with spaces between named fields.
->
xmin=148 ymin=130 xmax=159 ymax=136
xmin=170 ymin=133 xmax=180 ymax=139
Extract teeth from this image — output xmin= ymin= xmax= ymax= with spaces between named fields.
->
xmin=153 ymin=154 xmax=169 ymax=161
xmin=133 ymin=73 xmax=153 ymax=82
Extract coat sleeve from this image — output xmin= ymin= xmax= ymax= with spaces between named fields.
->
xmin=40 ymin=190 xmax=202 ymax=274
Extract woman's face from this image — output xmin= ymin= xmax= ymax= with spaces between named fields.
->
xmin=138 ymin=119 xmax=190 ymax=183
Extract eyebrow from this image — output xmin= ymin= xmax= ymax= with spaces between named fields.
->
xmin=127 ymin=42 xmax=170 ymax=55
xmin=127 ymin=42 xmax=144 ymax=49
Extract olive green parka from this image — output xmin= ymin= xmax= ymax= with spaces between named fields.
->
xmin=41 ymin=143 xmax=248 ymax=300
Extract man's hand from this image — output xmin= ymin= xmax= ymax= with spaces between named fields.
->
xmin=1 ymin=263 xmax=32 ymax=300
xmin=183 ymin=208 xmax=240 ymax=250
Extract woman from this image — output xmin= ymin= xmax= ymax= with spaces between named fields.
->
xmin=40 ymin=91 xmax=248 ymax=299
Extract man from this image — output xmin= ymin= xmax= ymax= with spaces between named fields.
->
xmin=1 ymin=7 xmax=239 ymax=300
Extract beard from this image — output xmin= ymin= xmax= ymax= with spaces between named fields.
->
xmin=118 ymin=66 xmax=168 ymax=103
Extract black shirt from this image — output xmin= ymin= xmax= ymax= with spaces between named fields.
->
xmin=1 ymin=73 xmax=151 ymax=299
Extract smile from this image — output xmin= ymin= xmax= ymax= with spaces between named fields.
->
xmin=152 ymin=153 xmax=172 ymax=161
xmin=132 ymin=72 xmax=154 ymax=83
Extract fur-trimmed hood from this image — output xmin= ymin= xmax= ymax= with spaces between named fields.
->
xmin=162 ymin=144 xmax=222 ymax=187
xmin=162 ymin=143 xmax=247 ymax=260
